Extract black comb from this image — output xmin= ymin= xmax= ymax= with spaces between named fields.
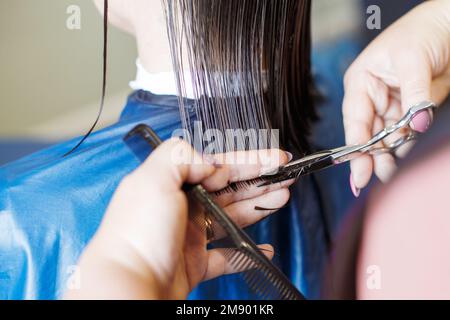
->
xmin=123 ymin=124 xmax=305 ymax=300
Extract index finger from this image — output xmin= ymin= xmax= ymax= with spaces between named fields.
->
xmin=201 ymin=149 xmax=290 ymax=192
xmin=131 ymin=139 xmax=216 ymax=191
xmin=343 ymin=71 xmax=376 ymax=189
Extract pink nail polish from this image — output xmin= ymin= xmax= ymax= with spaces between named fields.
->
xmin=411 ymin=111 xmax=431 ymax=133
xmin=350 ymin=174 xmax=360 ymax=198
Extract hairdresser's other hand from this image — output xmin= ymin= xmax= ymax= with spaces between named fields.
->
xmin=343 ymin=0 xmax=450 ymax=194
xmin=64 ymin=139 xmax=292 ymax=300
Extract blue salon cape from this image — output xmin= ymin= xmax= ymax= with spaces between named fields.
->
xmin=0 ymin=40 xmax=358 ymax=300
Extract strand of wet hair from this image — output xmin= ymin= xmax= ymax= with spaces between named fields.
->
xmin=161 ymin=0 xmax=315 ymax=155
xmin=63 ymin=0 xmax=109 ymax=157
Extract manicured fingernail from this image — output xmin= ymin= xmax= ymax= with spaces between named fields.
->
xmin=350 ymin=173 xmax=360 ymax=198
xmin=411 ymin=110 xmax=431 ymax=133
xmin=285 ymin=152 xmax=293 ymax=162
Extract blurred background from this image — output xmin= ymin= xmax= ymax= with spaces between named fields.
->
xmin=0 ymin=0 xmax=421 ymax=166
xmin=0 ymin=0 xmax=136 ymax=162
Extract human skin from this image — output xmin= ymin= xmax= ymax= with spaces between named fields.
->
xmin=343 ymin=0 xmax=450 ymax=195
xmin=95 ymin=1 xmax=450 ymax=194
xmin=94 ymin=0 xmax=177 ymax=73
xmin=354 ymin=2 xmax=450 ymax=295
xmin=357 ymin=142 xmax=450 ymax=299
xmin=65 ymin=140 xmax=293 ymax=299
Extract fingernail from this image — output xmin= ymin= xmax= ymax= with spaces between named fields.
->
xmin=350 ymin=173 xmax=360 ymax=198
xmin=411 ymin=110 xmax=431 ymax=133
xmin=285 ymin=152 xmax=293 ymax=162
xmin=203 ymin=154 xmax=222 ymax=168
xmin=255 ymin=205 xmax=287 ymax=211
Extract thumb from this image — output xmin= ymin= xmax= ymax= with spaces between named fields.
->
xmin=132 ymin=139 xmax=217 ymax=191
xmin=397 ymin=55 xmax=433 ymax=133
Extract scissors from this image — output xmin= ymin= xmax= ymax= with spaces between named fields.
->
xmin=255 ymin=101 xmax=436 ymax=187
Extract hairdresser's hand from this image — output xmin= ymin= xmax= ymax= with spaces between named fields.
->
xmin=343 ymin=0 xmax=450 ymax=195
xmin=65 ymin=139 xmax=293 ymax=300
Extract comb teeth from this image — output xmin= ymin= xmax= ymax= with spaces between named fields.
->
xmin=214 ymin=177 xmax=265 ymax=196
xmin=189 ymin=208 xmax=229 ymax=243
xmin=223 ymin=247 xmax=304 ymax=300
xmin=170 ymin=190 xmax=303 ymax=299
xmin=189 ymin=209 xmax=207 ymax=232
xmin=213 ymin=166 xmax=304 ymax=196
xmin=187 ymin=191 xmax=304 ymax=300
xmin=124 ymin=124 xmax=304 ymax=300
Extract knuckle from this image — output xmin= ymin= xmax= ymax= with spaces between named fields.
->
xmin=343 ymin=66 xmax=358 ymax=88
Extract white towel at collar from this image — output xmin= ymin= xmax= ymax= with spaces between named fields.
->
xmin=130 ymin=58 xmax=246 ymax=100
xmin=129 ymin=59 xmax=195 ymax=99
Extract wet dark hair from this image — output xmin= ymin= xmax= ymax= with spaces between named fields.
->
xmin=163 ymin=0 xmax=316 ymax=154
xmin=67 ymin=0 xmax=315 ymax=155
xmin=261 ymin=0 xmax=316 ymax=153
xmin=65 ymin=0 xmax=108 ymax=156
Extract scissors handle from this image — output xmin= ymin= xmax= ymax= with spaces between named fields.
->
xmin=332 ymin=101 xmax=436 ymax=162
xmin=258 ymin=101 xmax=436 ymax=187
xmin=365 ymin=101 xmax=435 ymax=150
xmin=367 ymin=130 xmax=418 ymax=156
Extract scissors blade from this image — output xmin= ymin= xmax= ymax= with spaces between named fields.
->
xmin=257 ymin=151 xmax=336 ymax=187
